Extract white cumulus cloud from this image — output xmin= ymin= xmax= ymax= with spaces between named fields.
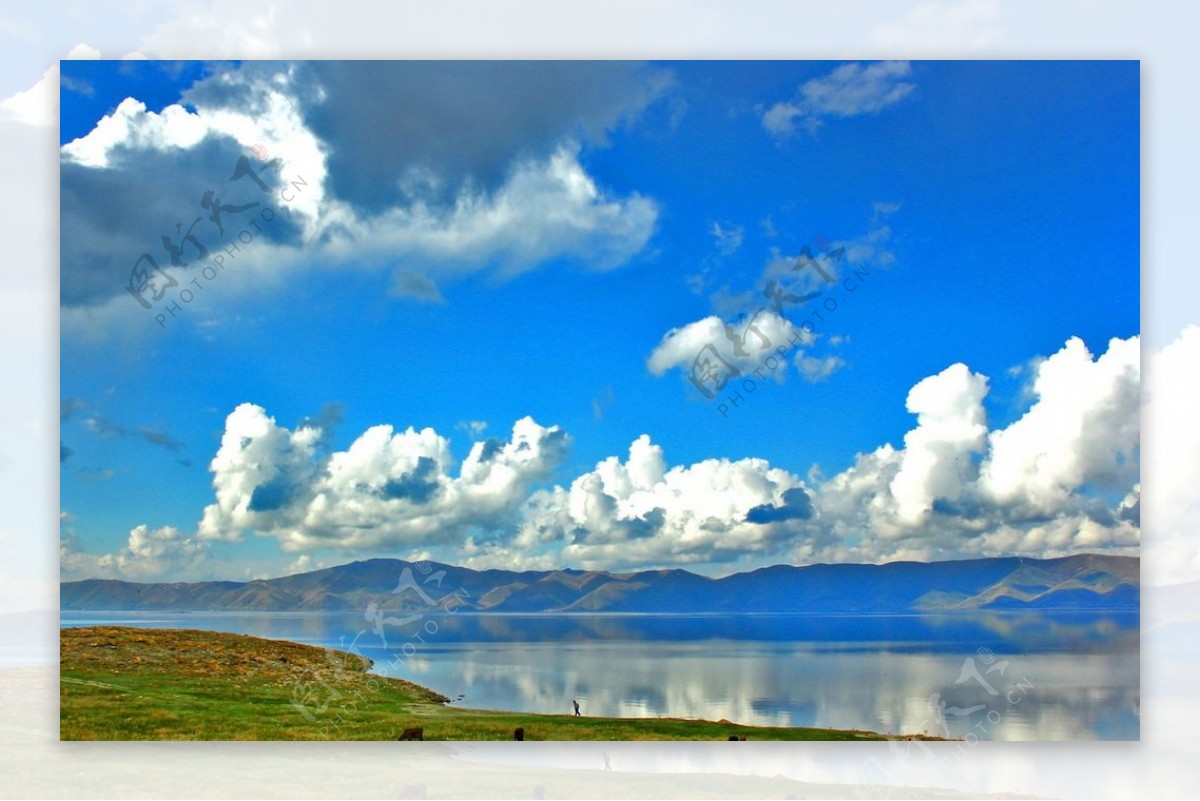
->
xmin=62 ymin=333 xmax=1144 ymax=580
xmin=889 ymin=363 xmax=990 ymax=527
xmin=61 ymin=522 xmax=208 ymax=581
xmin=805 ymin=334 xmax=1140 ymax=564
xmin=197 ymin=404 xmax=569 ymax=552
xmin=647 ymin=310 xmax=814 ymax=391
xmin=979 ymin=335 xmax=1140 ymax=515
xmin=513 ymin=434 xmax=812 ymax=570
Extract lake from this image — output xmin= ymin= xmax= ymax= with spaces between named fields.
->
xmin=60 ymin=610 xmax=1139 ymax=740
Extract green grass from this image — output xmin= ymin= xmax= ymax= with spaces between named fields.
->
xmin=61 ymin=627 xmax=944 ymax=741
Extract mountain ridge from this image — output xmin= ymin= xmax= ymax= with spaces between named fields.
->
xmin=60 ymin=553 xmax=1140 ymax=614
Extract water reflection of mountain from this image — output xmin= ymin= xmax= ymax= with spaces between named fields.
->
xmin=428 ymin=611 xmax=1138 ymax=655
xmin=61 ymin=608 xmax=1138 ymax=656
xmin=965 ymin=611 xmax=1138 ymax=652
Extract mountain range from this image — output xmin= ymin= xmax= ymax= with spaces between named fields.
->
xmin=60 ymin=553 xmax=1139 ymax=614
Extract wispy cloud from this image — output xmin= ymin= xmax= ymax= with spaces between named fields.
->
xmin=63 ymin=397 xmax=186 ymax=460
xmin=592 ymin=385 xmax=615 ymax=422
xmin=60 ymin=398 xmax=86 ymax=422
xmin=69 ymin=400 xmax=187 ymax=455
xmin=390 ymin=270 xmax=446 ymax=305
xmin=710 ymin=220 xmax=744 ymax=256
xmin=80 ymin=413 xmax=186 ymax=453
xmin=456 ymin=420 xmax=489 ymax=439
xmin=762 ymin=61 xmax=916 ymax=139
xmin=794 ymin=351 xmax=846 ymax=382
xmin=74 ymin=467 xmax=116 ymax=483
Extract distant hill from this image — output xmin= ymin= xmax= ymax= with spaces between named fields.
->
xmin=60 ymin=553 xmax=1139 ymax=614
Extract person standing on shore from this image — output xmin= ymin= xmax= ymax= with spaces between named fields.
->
xmin=573 ymin=699 xmax=581 ymax=717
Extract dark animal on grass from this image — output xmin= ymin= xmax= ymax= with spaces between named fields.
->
xmin=514 ymin=727 xmax=525 ymax=741
xmin=399 ymin=727 xmax=424 ymax=741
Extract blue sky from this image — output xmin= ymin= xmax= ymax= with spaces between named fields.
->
xmin=59 ymin=60 xmax=1140 ymax=581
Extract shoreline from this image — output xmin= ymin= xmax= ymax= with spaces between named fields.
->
xmin=60 ymin=625 xmax=951 ymax=742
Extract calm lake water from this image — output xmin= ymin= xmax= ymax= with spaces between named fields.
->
xmin=60 ymin=611 xmax=1139 ymax=740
